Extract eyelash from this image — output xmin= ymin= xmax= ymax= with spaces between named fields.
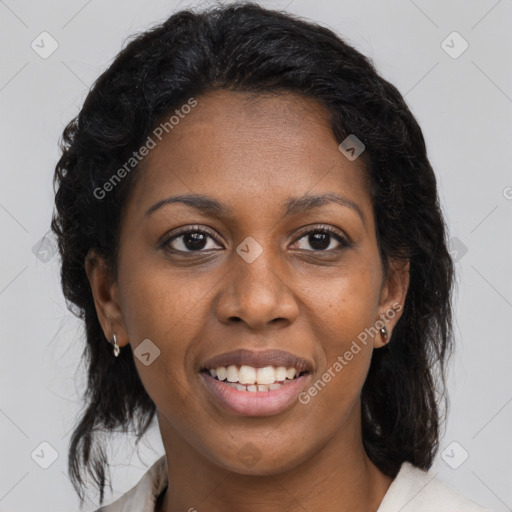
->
xmin=161 ymin=224 xmax=352 ymax=254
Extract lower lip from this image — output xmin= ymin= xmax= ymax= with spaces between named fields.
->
xmin=199 ymin=372 xmax=311 ymax=416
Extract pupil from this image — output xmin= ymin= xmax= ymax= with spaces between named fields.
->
xmin=185 ymin=232 xmax=206 ymax=250
xmin=310 ymin=232 xmax=329 ymax=250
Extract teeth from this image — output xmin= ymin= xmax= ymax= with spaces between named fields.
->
xmin=238 ymin=365 xmax=257 ymax=384
xmin=207 ymin=364 xmax=303 ymax=385
xmin=224 ymin=381 xmax=282 ymax=392
xmin=226 ymin=365 xmax=238 ymax=383
xmin=256 ymin=366 xmax=275 ymax=385
xmin=286 ymin=368 xmax=297 ymax=379
xmin=275 ymin=366 xmax=287 ymax=381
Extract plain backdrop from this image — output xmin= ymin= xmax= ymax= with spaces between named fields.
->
xmin=1 ymin=0 xmax=511 ymax=510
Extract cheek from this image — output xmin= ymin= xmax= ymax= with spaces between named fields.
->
xmin=118 ymin=252 xmax=213 ymax=344
xmin=296 ymin=262 xmax=381 ymax=409
xmin=302 ymin=262 xmax=382 ymax=351
xmin=117 ymin=255 xmax=217 ymax=405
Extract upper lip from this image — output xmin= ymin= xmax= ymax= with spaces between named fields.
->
xmin=200 ymin=349 xmax=313 ymax=373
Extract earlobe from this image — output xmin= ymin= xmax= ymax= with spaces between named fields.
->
xmin=379 ymin=325 xmax=389 ymax=343
xmin=84 ymin=249 xmax=129 ymax=348
xmin=374 ymin=259 xmax=410 ymax=348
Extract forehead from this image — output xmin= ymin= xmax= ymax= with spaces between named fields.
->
xmin=127 ymin=89 xmax=371 ymax=220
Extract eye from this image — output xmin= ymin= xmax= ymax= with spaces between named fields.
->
xmin=161 ymin=226 xmax=223 ymax=253
xmin=292 ymin=226 xmax=351 ymax=252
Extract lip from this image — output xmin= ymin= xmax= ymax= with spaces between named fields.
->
xmin=200 ymin=348 xmax=313 ymax=372
xmin=199 ymin=371 xmax=311 ymax=416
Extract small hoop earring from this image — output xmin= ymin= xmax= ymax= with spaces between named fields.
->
xmin=380 ymin=326 xmax=388 ymax=341
xmin=112 ymin=332 xmax=120 ymax=357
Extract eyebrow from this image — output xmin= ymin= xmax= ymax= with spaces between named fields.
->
xmin=145 ymin=192 xmax=365 ymax=225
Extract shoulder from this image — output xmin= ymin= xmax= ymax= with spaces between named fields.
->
xmin=94 ymin=455 xmax=168 ymax=512
xmin=377 ymin=462 xmax=492 ymax=512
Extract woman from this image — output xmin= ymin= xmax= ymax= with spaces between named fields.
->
xmin=51 ymin=2 xmax=491 ymax=511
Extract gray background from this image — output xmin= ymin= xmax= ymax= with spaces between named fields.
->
xmin=1 ymin=0 xmax=511 ymax=510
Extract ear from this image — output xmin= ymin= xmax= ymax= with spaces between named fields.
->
xmin=84 ymin=249 xmax=129 ymax=348
xmin=374 ymin=258 xmax=410 ymax=348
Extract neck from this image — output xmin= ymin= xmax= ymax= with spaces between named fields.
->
xmin=156 ymin=409 xmax=394 ymax=512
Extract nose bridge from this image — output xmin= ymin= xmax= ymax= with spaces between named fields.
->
xmin=215 ymin=235 xmax=298 ymax=328
xmin=236 ymin=239 xmax=281 ymax=294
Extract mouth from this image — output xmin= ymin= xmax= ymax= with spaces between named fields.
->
xmin=200 ymin=365 xmax=309 ymax=392
xmin=198 ymin=349 xmax=313 ymax=416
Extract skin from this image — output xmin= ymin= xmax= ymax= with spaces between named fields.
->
xmin=86 ymin=89 xmax=409 ymax=512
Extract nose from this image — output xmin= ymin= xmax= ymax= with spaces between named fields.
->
xmin=214 ymin=245 xmax=299 ymax=331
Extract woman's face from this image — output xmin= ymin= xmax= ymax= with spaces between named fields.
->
xmin=88 ymin=89 xmax=408 ymax=474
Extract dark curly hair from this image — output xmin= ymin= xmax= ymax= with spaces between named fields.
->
xmin=51 ymin=1 xmax=454 ymax=507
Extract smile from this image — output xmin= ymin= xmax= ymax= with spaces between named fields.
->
xmin=199 ymin=369 xmax=311 ymax=416
xmin=203 ymin=364 xmax=307 ymax=390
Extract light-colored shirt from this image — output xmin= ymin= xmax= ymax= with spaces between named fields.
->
xmin=96 ymin=455 xmax=492 ymax=512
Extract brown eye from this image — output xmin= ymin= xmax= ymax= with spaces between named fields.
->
xmin=162 ymin=227 xmax=223 ymax=253
xmin=293 ymin=227 xmax=351 ymax=252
